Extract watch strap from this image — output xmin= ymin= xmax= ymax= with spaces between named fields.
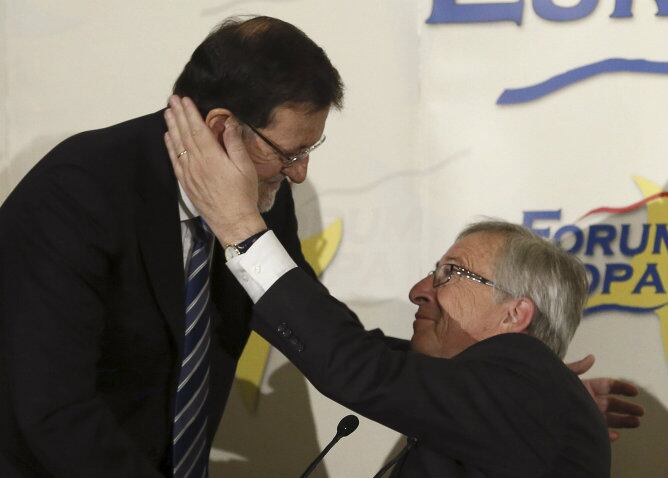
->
xmin=224 ymin=229 xmax=268 ymax=261
xmin=235 ymin=229 xmax=268 ymax=253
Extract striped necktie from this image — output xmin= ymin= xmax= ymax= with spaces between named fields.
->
xmin=173 ymin=217 xmax=213 ymax=478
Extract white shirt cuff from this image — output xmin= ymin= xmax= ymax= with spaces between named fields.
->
xmin=226 ymin=230 xmax=297 ymax=303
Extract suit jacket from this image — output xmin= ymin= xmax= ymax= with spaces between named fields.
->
xmin=252 ymin=268 xmax=611 ymax=477
xmin=0 ymin=110 xmax=311 ymax=477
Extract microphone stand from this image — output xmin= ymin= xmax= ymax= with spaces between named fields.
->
xmin=371 ymin=437 xmax=418 ymax=478
xmin=299 ymin=415 xmax=359 ymax=478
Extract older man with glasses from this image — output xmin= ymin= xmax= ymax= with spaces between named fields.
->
xmin=164 ymin=96 xmax=643 ymax=477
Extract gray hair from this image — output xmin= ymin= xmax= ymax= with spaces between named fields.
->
xmin=457 ymin=220 xmax=588 ymax=358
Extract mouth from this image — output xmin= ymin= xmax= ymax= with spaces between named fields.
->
xmin=413 ymin=314 xmax=437 ymax=333
xmin=414 ymin=313 xmax=436 ymax=323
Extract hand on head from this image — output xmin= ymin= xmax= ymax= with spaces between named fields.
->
xmin=163 ymin=95 xmax=267 ymax=244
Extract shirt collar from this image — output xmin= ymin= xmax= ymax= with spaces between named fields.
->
xmin=177 ymin=181 xmax=201 ymax=222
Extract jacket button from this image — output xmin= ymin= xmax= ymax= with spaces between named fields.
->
xmin=277 ymin=323 xmax=292 ymax=338
xmin=289 ymin=337 xmax=303 ymax=351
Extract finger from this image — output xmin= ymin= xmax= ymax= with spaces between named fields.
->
xmin=182 ymin=96 xmax=223 ymax=154
xmin=164 ymin=108 xmax=186 ymax=158
xmin=584 ymin=378 xmax=611 ymax=395
xmin=566 ymin=354 xmax=595 ymax=375
xmin=164 ymin=132 xmax=184 ymax=181
xmin=164 ymin=131 xmax=176 ymax=163
xmin=605 ymin=397 xmax=644 ymax=416
xmin=169 ymin=96 xmax=201 ymax=157
xmin=605 ymin=412 xmax=641 ymax=429
xmin=181 ymin=97 xmax=207 ymax=136
xmin=168 ymin=96 xmax=193 ymax=152
xmin=166 ymin=132 xmax=200 ymax=203
xmin=586 ymin=377 xmax=638 ymax=397
xmin=164 ymin=110 xmax=193 ymax=188
xmin=607 ymin=380 xmax=639 ymax=397
xmin=608 ymin=430 xmax=620 ymax=442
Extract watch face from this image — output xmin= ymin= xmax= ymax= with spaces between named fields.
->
xmin=224 ymin=245 xmax=241 ymax=262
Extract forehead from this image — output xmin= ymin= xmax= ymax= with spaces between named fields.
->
xmin=440 ymin=232 xmax=504 ymax=276
xmin=265 ymin=103 xmax=329 ymax=149
xmin=268 ymin=104 xmax=328 ymax=130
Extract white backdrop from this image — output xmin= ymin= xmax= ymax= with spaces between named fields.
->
xmin=2 ymin=1 xmax=667 ymax=476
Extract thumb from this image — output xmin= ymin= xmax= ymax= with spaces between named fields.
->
xmin=566 ymin=354 xmax=595 ymax=376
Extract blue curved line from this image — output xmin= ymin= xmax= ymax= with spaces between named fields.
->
xmin=584 ymin=301 xmax=668 ymax=317
xmin=497 ymin=59 xmax=668 ymax=105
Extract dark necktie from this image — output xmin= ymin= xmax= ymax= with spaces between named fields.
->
xmin=172 ymin=218 xmax=213 ymax=478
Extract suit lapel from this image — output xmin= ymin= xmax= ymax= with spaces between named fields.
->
xmin=135 ymin=111 xmax=186 ymax=357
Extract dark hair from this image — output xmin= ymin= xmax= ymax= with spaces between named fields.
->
xmin=173 ymin=16 xmax=344 ymax=127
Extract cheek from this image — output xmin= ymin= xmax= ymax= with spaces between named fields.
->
xmin=434 ymin=288 xmax=475 ymax=340
xmin=435 ymin=286 xmax=467 ymax=324
xmin=252 ymin=159 xmax=281 ymax=181
xmin=410 ymin=321 xmax=444 ymax=357
xmin=246 ymin=141 xmax=281 ymax=180
xmin=433 ymin=316 xmax=449 ymax=344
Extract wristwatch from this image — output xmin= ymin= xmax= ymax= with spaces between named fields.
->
xmin=224 ymin=229 xmax=268 ymax=261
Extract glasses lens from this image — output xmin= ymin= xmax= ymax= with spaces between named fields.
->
xmin=287 ymin=136 xmax=326 ymax=164
xmin=433 ymin=264 xmax=452 ymax=288
xmin=285 ymin=153 xmax=305 ymax=164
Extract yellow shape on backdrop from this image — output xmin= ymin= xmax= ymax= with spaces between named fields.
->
xmin=235 ymin=219 xmax=343 ymax=411
xmin=234 ymin=333 xmax=273 ymax=412
xmin=299 ymin=219 xmax=343 ymax=276
xmin=586 ymin=176 xmax=668 ymax=358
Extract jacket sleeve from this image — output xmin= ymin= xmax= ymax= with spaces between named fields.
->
xmin=0 ymin=165 xmax=162 ymax=478
xmin=251 ymin=267 xmax=565 ymax=475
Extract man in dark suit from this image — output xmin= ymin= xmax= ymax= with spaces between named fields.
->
xmin=0 ymin=16 xmax=342 ymax=477
xmin=162 ymin=98 xmax=638 ymax=476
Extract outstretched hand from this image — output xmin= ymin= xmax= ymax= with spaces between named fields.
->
xmin=163 ymin=95 xmax=266 ymax=244
xmin=566 ymin=354 xmax=644 ymax=441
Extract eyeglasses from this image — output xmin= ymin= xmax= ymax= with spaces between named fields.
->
xmin=243 ymin=122 xmax=326 ymax=167
xmin=429 ymin=263 xmax=509 ymax=294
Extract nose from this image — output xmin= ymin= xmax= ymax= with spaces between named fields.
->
xmin=409 ymin=275 xmax=436 ymax=306
xmin=282 ymin=155 xmax=309 ymax=184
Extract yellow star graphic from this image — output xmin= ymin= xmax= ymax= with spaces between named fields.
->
xmin=586 ymin=177 xmax=668 ymax=359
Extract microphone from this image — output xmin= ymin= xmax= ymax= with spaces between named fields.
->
xmin=371 ymin=436 xmax=418 ymax=478
xmin=299 ymin=414 xmax=359 ymax=478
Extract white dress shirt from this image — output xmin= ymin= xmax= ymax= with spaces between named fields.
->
xmin=226 ymin=231 xmax=297 ymax=303
xmin=178 ymin=183 xmax=202 ymax=269
xmin=178 ymin=181 xmax=296 ymax=293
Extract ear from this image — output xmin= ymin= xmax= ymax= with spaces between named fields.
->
xmin=205 ymin=108 xmax=233 ymax=143
xmin=502 ymin=297 xmax=535 ymax=333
